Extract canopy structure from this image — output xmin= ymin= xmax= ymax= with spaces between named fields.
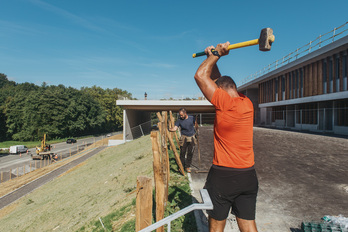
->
xmin=116 ymin=100 xmax=214 ymax=140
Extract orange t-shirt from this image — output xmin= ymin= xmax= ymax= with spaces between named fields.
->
xmin=211 ymin=88 xmax=254 ymax=168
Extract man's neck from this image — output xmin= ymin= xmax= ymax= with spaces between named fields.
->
xmin=224 ymin=88 xmax=239 ymax=98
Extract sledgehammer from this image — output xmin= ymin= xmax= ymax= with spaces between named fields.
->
xmin=192 ymin=28 xmax=275 ymax=58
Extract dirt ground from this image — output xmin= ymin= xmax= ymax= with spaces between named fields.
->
xmin=190 ymin=126 xmax=348 ymax=231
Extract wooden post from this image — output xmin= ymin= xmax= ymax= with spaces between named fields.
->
xmin=156 ymin=111 xmax=169 ymax=202
xmin=162 ymin=111 xmax=170 ymax=192
xmin=136 ymin=176 xmax=153 ymax=231
xmin=9 ymin=169 xmax=12 ymax=180
xmin=151 ymin=131 xmax=165 ymax=232
xmin=166 ymin=130 xmax=185 ymax=176
xmin=169 ymin=111 xmax=180 ymax=144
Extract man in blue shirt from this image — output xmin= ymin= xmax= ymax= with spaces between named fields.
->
xmin=169 ymin=108 xmax=196 ymax=173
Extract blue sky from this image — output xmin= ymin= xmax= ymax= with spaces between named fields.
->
xmin=1 ymin=0 xmax=347 ymax=99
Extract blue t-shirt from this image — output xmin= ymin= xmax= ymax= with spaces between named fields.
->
xmin=175 ymin=115 xmax=196 ymax=136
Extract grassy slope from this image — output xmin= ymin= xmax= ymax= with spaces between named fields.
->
xmin=0 ymin=134 xmax=197 ymax=232
xmin=79 ymin=148 xmax=198 ymax=232
xmin=0 ymin=135 xmax=153 ymax=232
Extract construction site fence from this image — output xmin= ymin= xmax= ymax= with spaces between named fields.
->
xmin=240 ymin=22 xmax=348 ymax=86
xmin=259 ymin=107 xmax=348 ymax=133
xmin=0 ymin=142 xmax=92 ymax=184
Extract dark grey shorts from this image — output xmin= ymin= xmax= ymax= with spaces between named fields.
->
xmin=204 ymin=165 xmax=259 ymax=220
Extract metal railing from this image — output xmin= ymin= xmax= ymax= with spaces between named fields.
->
xmin=139 ymin=189 xmax=213 ymax=232
xmin=240 ymin=22 xmax=348 ymax=86
xmin=0 ymin=142 xmax=93 ymax=184
xmin=130 ymin=121 xmax=153 ymax=140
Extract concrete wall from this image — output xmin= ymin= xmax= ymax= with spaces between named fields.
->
xmin=123 ymin=109 xmax=151 ymax=140
xmin=245 ymin=88 xmax=260 ymax=124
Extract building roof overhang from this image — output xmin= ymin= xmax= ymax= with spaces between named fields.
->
xmin=116 ymin=100 xmax=215 ymax=113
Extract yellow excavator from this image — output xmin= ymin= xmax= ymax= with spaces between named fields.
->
xmin=31 ymin=133 xmax=54 ymax=160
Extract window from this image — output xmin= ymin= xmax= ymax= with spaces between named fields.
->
xmin=282 ymin=75 xmax=285 ymax=100
xmin=335 ymin=55 xmax=340 ymax=92
xmin=343 ymin=54 xmax=347 ymax=91
xmin=296 ymin=70 xmax=299 ymax=98
xmin=289 ymin=72 xmax=292 ymax=99
xmin=292 ymin=71 xmax=296 ymax=98
xmin=323 ymin=60 xmax=327 ymax=94
xmin=275 ymin=78 xmax=278 ymax=101
xmin=336 ymin=99 xmax=348 ymax=126
xmin=298 ymin=103 xmax=317 ymax=125
xmin=300 ymin=69 xmax=303 ymax=97
xmin=329 ymin=59 xmax=333 ymax=93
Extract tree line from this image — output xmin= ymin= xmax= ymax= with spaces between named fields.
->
xmin=0 ymin=73 xmax=133 ymax=142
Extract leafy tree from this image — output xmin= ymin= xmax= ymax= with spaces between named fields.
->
xmin=0 ymin=73 xmax=132 ymax=141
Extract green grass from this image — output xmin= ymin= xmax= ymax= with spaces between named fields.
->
xmin=78 ymin=144 xmax=197 ymax=232
xmin=0 ymin=134 xmax=196 ymax=232
xmin=0 ymin=135 xmax=153 ymax=232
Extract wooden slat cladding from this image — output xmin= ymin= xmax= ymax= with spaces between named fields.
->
xmin=257 ymin=48 xmax=347 ymax=104
xmin=318 ymin=60 xmax=323 ymax=95
xmin=313 ymin=61 xmax=318 ymax=96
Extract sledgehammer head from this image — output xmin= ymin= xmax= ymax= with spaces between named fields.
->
xmin=259 ymin=28 xmax=275 ymax=51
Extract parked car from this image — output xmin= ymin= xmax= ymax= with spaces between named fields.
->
xmin=66 ymin=138 xmax=77 ymax=144
xmin=9 ymin=145 xmax=28 ymax=154
xmin=106 ymin=133 xmax=111 ymax=137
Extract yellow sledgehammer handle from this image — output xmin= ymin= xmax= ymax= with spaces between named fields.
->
xmin=192 ymin=35 xmax=275 ymax=58
xmin=227 ymin=38 xmax=259 ymax=50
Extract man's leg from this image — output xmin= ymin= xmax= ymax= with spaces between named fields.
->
xmin=236 ymin=217 xmax=258 ymax=232
xmin=185 ymin=142 xmax=195 ymax=168
xmin=209 ymin=216 xmax=226 ymax=232
xmin=180 ymin=140 xmax=188 ymax=168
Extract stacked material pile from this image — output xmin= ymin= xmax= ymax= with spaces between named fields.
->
xmin=302 ymin=215 xmax=348 ymax=232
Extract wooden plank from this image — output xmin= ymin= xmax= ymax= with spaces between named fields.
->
xmin=136 ymin=176 xmax=152 ymax=232
xmin=278 ymin=76 xmax=281 ymax=101
xmin=304 ymin=66 xmax=308 ymax=97
xmin=318 ymin=60 xmax=323 ymax=95
xmin=313 ymin=62 xmax=318 ymax=96
xmin=166 ymin=129 xmax=185 ymax=176
xmin=309 ymin=63 xmax=313 ymax=96
xmin=285 ymin=73 xmax=289 ymax=100
xmin=150 ymin=131 xmax=165 ymax=232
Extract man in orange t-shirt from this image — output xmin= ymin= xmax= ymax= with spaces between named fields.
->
xmin=194 ymin=42 xmax=258 ymax=232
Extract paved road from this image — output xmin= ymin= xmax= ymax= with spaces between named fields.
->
xmin=0 ymin=132 xmax=120 ymax=181
xmin=0 ymin=146 xmax=106 ymax=210
xmin=190 ymin=126 xmax=348 ymax=232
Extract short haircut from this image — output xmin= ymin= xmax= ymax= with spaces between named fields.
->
xmin=179 ymin=108 xmax=186 ymax=114
xmin=215 ymin=76 xmax=237 ymax=90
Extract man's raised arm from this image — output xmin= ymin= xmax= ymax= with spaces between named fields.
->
xmin=194 ymin=42 xmax=230 ymax=102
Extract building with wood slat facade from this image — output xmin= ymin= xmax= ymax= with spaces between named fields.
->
xmin=238 ymin=35 xmax=348 ymax=136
